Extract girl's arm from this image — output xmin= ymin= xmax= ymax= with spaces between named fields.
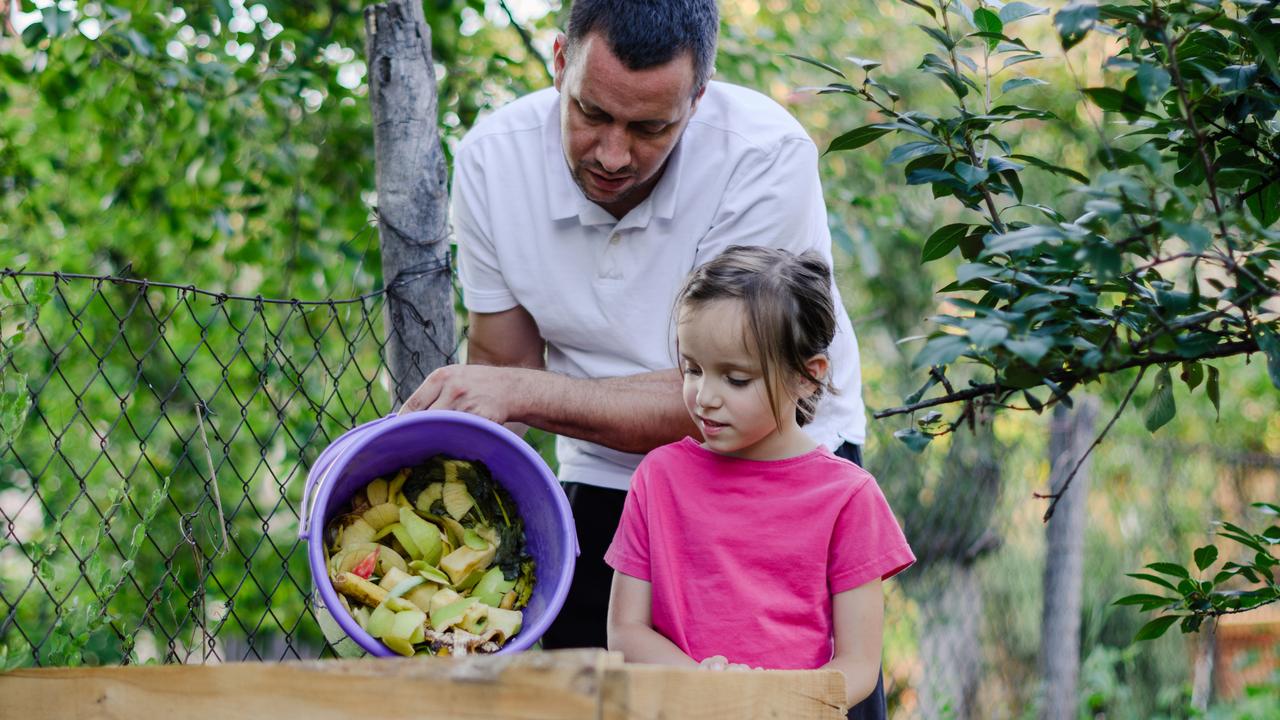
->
xmin=607 ymin=571 xmax=698 ymax=666
xmin=822 ymin=578 xmax=885 ymax=708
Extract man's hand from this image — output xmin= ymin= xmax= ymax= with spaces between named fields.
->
xmin=398 ymin=364 xmax=529 ymax=423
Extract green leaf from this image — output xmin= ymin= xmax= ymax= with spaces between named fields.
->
xmin=886 ymin=141 xmax=948 ymax=165
xmin=1144 ymin=366 xmax=1176 ymax=433
xmin=913 ymin=334 xmax=970 ymax=369
xmin=1000 ymin=77 xmax=1048 ymax=94
xmin=845 ymin=56 xmax=881 ymax=71
xmin=1054 ymin=1 xmax=1098 ymax=51
xmin=1180 ymin=362 xmax=1204 ymax=392
xmin=957 ymin=262 xmax=1002 ymax=285
xmin=982 ymin=224 xmax=1065 ymax=255
xmin=1000 ymin=2 xmax=1049 ymax=23
xmin=894 ymin=428 xmax=933 ymax=453
xmin=826 ymin=126 xmax=892 ymax=154
xmin=955 ymin=162 xmax=989 ymax=188
xmin=968 ymin=319 xmax=1010 ymax=349
xmin=1083 ymin=87 xmax=1146 ymax=119
xmin=21 ymin=20 xmax=48 ymax=47
xmin=1004 ymin=336 xmax=1053 ymax=365
xmin=1134 ymin=64 xmax=1171 ymax=104
xmin=1243 ymin=178 xmax=1279 ymax=227
xmin=1162 ymin=220 xmax=1212 ymax=254
xmin=1009 ymin=154 xmax=1089 ymax=183
xmin=895 ymin=0 xmax=938 ymax=18
xmin=1147 ymin=562 xmax=1191 ymax=579
xmin=1194 ymin=545 xmax=1219 ymax=571
xmin=42 ymin=6 xmax=73 ymax=37
xmin=1113 ymin=593 xmax=1178 ymax=608
xmin=917 ymin=24 xmax=956 ymax=51
xmin=784 ymin=54 xmax=846 ymax=78
xmin=923 ymin=224 xmax=970 ymax=262
xmin=1207 ymin=366 xmax=1220 ymax=420
xmin=1256 ymin=326 xmax=1280 ymax=390
xmin=1133 ymin=615 xmax=1180 ymax=642
xmin=973 ymin=8 xmax=1003 ymax=50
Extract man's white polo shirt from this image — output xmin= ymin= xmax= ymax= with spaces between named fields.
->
xmin=454 ymin=82 xmax=866 ymax=491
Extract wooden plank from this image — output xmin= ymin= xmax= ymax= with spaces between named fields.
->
xmin=0 ymin=650 xmax=847 ymax=719
xmin=601 ymin=663 xmax=847 ymax=720
xmin=0 ymin=650 xmax=615 ymax=720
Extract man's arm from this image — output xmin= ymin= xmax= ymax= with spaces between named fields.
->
xmin=400 ymin=306 xmax=698 ymax=454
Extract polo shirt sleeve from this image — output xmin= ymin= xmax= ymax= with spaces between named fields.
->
xmin=693 ymin=136 xmax=833 ymax=265
xmin=454 ymin=145 xmax=519 ymax=314
xmin=827 ymin=473 xmax=916 ymax=594
xmin=604 ymin=460 xmax=653 ymax=581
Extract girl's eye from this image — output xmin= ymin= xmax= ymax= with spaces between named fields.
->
xmin=683 ymin=366 xmax=702 ymax=376
xmin=727 ymin=377 xmax=751 ymax=387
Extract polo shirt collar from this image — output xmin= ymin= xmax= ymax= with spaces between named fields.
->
xmin=542 ymin=93 xmax=684 ymax=229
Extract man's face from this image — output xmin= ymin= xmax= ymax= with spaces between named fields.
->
xmin=553 ymin=32 xmax=705 ymax=218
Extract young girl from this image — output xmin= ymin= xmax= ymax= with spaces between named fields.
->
xmin=603 ymin=246 xmax=915 ymax=715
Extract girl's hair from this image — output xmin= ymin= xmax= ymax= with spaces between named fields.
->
xmin=675 ymin=245 xmax=838 ymax=427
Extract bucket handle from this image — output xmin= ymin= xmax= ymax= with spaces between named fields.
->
xmin=298 ymin=415 xmax=395 ymax=541
xmin=298 ymin=459 xmax=327 ymax=541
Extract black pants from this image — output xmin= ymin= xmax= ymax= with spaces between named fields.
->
xmin=541 ymin=442 xmax=885 ymax=720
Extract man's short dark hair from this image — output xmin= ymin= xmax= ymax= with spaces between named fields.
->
xmin=565 ymin=0 xmax=719 ymax=90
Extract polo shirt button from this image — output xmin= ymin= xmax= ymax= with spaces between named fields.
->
xmin=609 ymin=234 xmax=620 ymax=244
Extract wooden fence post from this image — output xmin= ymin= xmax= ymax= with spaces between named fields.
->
xmin=365 ymin=0 xmax=455 ymax=405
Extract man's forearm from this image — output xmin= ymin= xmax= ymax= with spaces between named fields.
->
xmin=510 ymin=368 xmax=697 ymax=454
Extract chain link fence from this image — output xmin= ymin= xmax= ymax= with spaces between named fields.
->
xmin=0 ymin=265 xmax=461 ymax=665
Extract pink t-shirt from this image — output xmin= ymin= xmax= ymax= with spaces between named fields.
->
xmin=604 ymin=437 xmax=915 ymax=669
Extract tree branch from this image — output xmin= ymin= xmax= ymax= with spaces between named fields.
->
xmin=873 ymin=339 xmax=1259 ymax=419
xmin=1035 ymin=367 xmax=1145 ymax=522
xmin=498 ymin=0 xmax=552 ymax=83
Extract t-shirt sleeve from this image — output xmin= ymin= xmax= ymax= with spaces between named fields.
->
xmin=604 ymin=461 xmax=652 ymax=581
xmin=454 ymin=145 xmax=519 ymax=314
xmin=828 ymin=473 xmax=916 ymax=594
xmin=693 ymin=136 xmax=833 ymax=265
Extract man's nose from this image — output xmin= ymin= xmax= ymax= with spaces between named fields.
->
xmin=596 ymin=125 xmax=631 ymax=173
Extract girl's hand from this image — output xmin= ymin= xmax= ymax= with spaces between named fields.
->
xmin=698 ymin=655 xmax=757 ymax=671
xmin=698 ymin=655 xmax=730 ymax=671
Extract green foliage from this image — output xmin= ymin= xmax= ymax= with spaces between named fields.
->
xmin=1115 ymin=502 xmax=1280 ymax=641
xmin=0 ymin=278 xmax=46 ymax=447
xmin=805 ymin=0 xmax=1279 ymax=450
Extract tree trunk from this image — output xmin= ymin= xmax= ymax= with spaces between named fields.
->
xmin=365 ymin=0 xmax=455 ymax=405
xmin=917 ymin=563 xmax=984 ymax=720
xmin=907 ymin=416 xmax=1002 ymax=720
xmin=1037 ymin=397 xmax=1099 ymax=720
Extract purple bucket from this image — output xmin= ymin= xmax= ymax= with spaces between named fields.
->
xmin=300 ymin=410 xmax=577 ymax=655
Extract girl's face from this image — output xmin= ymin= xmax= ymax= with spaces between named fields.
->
xmin=677 ymin=299 xmax=819 ymax=461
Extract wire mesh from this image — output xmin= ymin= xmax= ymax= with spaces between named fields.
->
xmin=0 ymin=267 xmax=461 ymax=665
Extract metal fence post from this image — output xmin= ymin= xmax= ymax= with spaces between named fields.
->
xmin=364 ymin=0 xmax=455 ymax=405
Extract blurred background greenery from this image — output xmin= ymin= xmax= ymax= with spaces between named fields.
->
xmin=1 ymin=1 xmax=1277 ymax=718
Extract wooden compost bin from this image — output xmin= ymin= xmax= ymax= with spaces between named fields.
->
xmin=0 ymin=649 xmax=846 ymax=719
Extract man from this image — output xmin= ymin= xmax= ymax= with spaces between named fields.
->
xmin=402 ymin=2 xmax=877 ymax=710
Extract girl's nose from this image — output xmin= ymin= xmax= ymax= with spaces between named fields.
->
xmin=696 ymin=382 xmax=721 ymax=409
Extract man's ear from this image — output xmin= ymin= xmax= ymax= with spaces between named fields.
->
xmin=691 ymin=75 xmax=709 ymax=109
xmin=552 ymin=33 xmax=568 ymax=92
